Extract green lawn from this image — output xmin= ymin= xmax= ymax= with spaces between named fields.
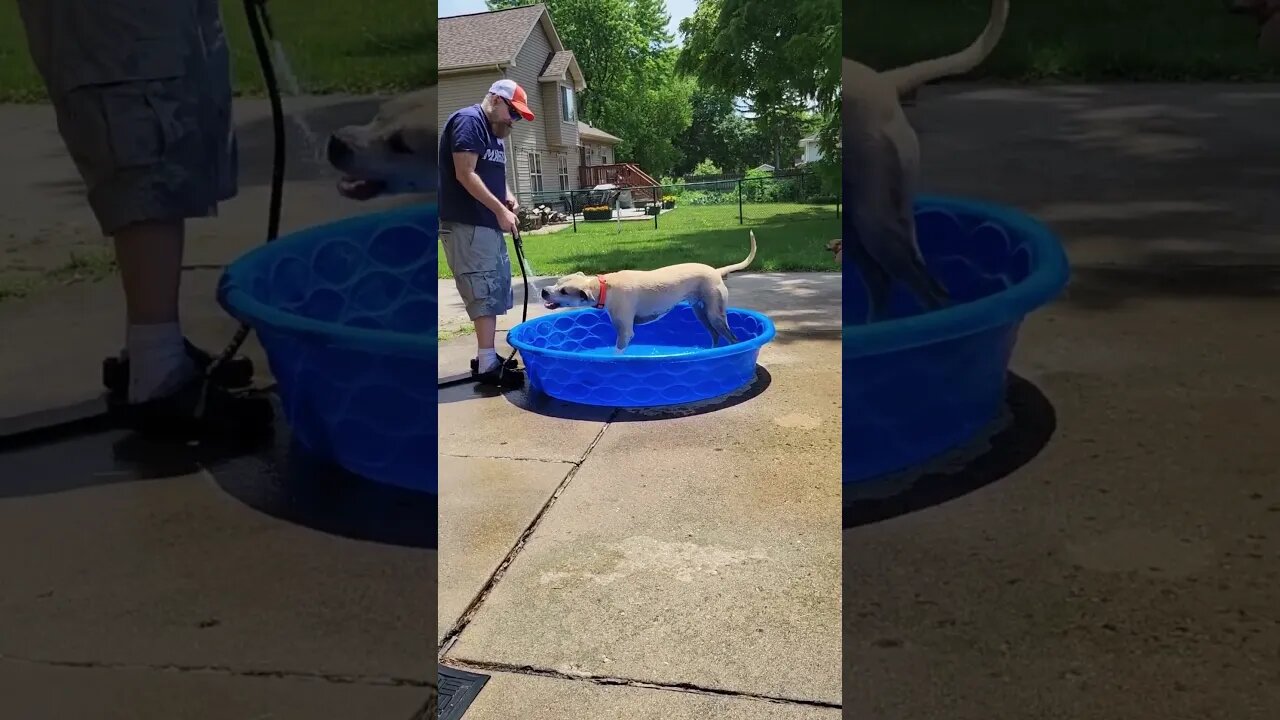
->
xmin=0 ymin=0 xmax=431 ymax=102
xmin=438 ymin=204 xmax=841 ymax=279
xmin=848 ymin=0 xmax=1280 ymax=81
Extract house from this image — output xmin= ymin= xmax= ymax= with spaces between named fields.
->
xmin=438 ymin=4 xmax=646 ymax=205
xmin=797 ymin=135 xmax=823 ymax=165
xmin=751 ymin=163 xmax=776 ymax=173
xmin=797 ymin=133 xmax=841 ymax=166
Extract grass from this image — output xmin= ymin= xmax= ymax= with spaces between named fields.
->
xmin=848 ymin=0 xmax=1280 ymax=81
xmin=437 ymin=204 xmax=841 ymax=279
xmin=0 ymin=0 xmax=431 ymax=103
xmin=0 ymin=250 xmax=116 ymax=302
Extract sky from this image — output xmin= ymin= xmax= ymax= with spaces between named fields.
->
xmin=437 ymin=0 xmax=699 ymax=46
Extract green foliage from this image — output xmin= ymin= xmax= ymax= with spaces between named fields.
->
xmin=678 ymin=0 xmax=840 ymax=163
xmin=690 ymin=159 xmax=723 ymax=176
xmin=672 ymin=88 xmax=767 ymax=176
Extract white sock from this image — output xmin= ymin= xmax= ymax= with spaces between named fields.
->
xmin=126 ymin=322 xmax=195 ymax=403
xmin=477 ymin=348 xmax=499 ymax=373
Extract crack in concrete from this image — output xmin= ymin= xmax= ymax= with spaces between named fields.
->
xmin=443 ymin=658 xmax=842 ymax=709
xmin=438 ymin=412 xmax=618 ymax=656
xmin=407 ymin=692 xmax=436 ymax=720
xmin=0 ymin=654 xmax=433 ymax=688
xmin=439 ymin=452 xmax=579 ymax=466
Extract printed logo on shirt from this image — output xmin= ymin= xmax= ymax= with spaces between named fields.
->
xmin=483 ymin=148 xmax=505 ymax=163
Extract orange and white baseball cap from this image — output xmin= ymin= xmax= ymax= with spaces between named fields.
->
xmin=488 ymin=79 xmax=535 ymax=121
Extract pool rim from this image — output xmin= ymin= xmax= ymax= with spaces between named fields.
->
xmin=506 ymin=305 xmax=777 ymax=363
xmin=217 ymin=202 xmax=439 ymax=360
xmin=843 ymin=195 xmax=1070 ymax=360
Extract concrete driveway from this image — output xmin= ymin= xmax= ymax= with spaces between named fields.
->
xmin=436 ymin=272 xmax=843 ymax=717
xmin=844 ymin=84 xmax=1280 ymax=719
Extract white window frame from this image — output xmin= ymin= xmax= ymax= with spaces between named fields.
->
xmin=561 ymin=85 xmax=575 ymax=122
xmin=529 ymin=151 xmax=544 ymax=192
xmin=558 ymin=155 xmax=570 ymax=190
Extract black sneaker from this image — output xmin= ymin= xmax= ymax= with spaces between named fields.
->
xmin=103 ymin=339 xmax=254 ymax=397
xmin=470 ymin=356 xmax=520 ymax=375
xmin=109 ymin=374 xmax=274 ymax=443
xmin=472 ymin=357 xmax=525 ymax=389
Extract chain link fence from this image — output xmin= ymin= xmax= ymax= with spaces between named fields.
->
xmin=512 ymin=171 xmax=839 ymax=234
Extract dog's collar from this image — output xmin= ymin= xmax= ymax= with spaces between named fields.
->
xmin=595 ymin=275 xmax=608 ymax=309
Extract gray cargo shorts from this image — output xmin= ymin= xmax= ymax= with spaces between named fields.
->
xmin=16 ymin=0 xmax=238 ymax=236
xmin=439 ymin=221 xmax=514 ymax=320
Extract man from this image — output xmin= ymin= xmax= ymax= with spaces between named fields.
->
xmin=438 ymin=79 xmax=533 ymax=387
xmin=16 ymin=0 xmax=264 ymax=436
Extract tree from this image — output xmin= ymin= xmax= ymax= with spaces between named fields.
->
xmin=672 ymin=88 xmax=760 ymax=176
xmin=486 ymin=0 xmax=692 ymax=176
xmin=677 ymin=0 xmax=840 ymax=186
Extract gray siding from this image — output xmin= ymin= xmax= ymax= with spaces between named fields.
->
xmin=542 ymin=81 xmax=581 ymax=150
xmin=506 ymin=24 xmax=553 ymax=199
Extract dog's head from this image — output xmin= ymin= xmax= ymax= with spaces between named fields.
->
xmin=826 ymin=239 xmax=843 ymax=266
xmin=328 ymin=86 xmax=437 ymax=200
xmin=1228 ymin=0 xmax=1280 ymax=53
xmin=540 ymin=272 xmax=599 ymax=309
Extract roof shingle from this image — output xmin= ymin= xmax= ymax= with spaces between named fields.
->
xmin=438 ymin=4 xmax=546 ymax=70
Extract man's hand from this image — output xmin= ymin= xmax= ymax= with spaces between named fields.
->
xmin=497 ymin=207 xmax=519 ymax=234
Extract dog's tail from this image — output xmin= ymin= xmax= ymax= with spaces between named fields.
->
xmin=883 ymin=0 xmax=1010 ymax=97
xmin=718 ymin=230 xmax=758 ymax=277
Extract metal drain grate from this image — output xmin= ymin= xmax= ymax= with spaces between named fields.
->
xmin=438 ymin=666 xmax=490 ymax=719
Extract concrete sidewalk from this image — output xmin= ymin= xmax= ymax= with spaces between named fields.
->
xmin=436 ymin=273 xmax=843 ymax=715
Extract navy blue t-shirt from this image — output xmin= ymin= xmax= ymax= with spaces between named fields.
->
xmin=439 ymin=104 xmax=507 ymax=230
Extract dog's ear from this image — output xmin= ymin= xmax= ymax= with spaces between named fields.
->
xmin=571 ymin=271 xmax=586 ymax=277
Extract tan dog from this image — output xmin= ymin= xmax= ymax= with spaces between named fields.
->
xmin=826 ymin=239 xmax=842 ymax=266
xmin=1228 ymin=0 xmax=1280 ymax=54
xmin=843 ymin=0 xmax=1009 ymax=321
xmin=327 ymin=85 xmax=437 ymax=200
xmin=540 ymin=232 xmax=758 ymax=352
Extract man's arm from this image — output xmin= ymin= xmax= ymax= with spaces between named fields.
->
xmin=506 ymin=183 xmax=518 ymax=211
xmin=453 ymin=151 xmax=509 ymax=217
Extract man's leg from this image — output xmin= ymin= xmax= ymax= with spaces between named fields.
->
xmin=439 ymin=222 xmax=519 ymax=381
xmin=473 ymin=314 xmax=499 ymax=371
xmin=112 ymin=220 xmax=194 ymax=402
xmin=18 ymin=0 xmax=265 ymax=432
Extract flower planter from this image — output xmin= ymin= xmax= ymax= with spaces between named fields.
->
xmin=662 ymin=200 xmax=675 ymax=210
xmin=583 ymin=209 xmax=613 ymax=222
xmin=644 ymin=206 xmax=661 ymax=216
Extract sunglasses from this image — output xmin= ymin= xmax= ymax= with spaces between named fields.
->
xmin=500 ymin=97 xmax=522 ymax=122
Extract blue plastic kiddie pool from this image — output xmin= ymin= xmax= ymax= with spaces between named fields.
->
xmin=508 ymin=303 xmax=776 ymax=407
xmin=843 ymin=195 xmax=1069 ymax=484
xmin=217 ymin=203 xmax=438 ymax=493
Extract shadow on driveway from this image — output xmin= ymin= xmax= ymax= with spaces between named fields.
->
xmin=843 ymin=373 xmax=1057 ymax=529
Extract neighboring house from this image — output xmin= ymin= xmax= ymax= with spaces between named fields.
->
xmin=751 ymin=163 xmax=776 ymax=173
xmin=579 ymin=122 xmax=621 ymax=169
xmin=797 ymin=135 xmax=824 ymax=165
xmin=438 ymin=4 xmax=631 ymax=202
xmin=797 ymin=133 xmax=841 ymax=166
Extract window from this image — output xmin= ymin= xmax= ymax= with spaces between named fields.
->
xmin=558 ymin=155 xmax=570 ymax=190
xmin=601 ymin=150 xmax=610 ymax=164
xmin=529 ymin=151 xmax=544 ymax=192
xmin=561 ymin=86 xmax=575 ymax=122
